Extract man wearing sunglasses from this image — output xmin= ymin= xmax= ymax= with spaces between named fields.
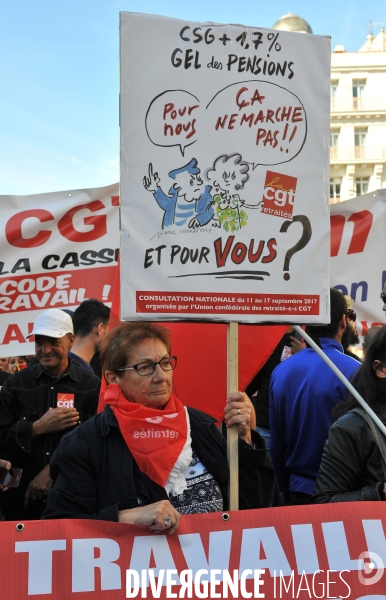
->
xmin=342 ymin=308 xmax=361 ymax=362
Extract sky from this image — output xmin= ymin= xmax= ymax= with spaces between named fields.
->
xmin=0 ymin=0 xmax=384 ymax=196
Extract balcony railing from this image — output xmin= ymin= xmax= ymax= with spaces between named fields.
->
xmin=331 ymin=97 xmax=386 ymax=112
xmin=330 ymin=145 xmax=386 ymax=160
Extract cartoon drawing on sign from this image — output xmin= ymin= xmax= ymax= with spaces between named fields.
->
xmin=143 ymin=158 xmax=220 ymax=230
xmin=206 ymin=153 xmax=250 ymax=232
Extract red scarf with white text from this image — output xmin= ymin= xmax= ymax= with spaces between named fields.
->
xmin=104 ymin=384 xmax=188 ymax=488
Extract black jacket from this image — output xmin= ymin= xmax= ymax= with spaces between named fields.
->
xmin=0 ymin=360 xmax=100 ymax=520
xmin=312 ymin=410 xmax=386 ymax=503
xmin=43 ymin=405 xmax=274 ymax=520
xmin=246 ymin=332 xmax=294 ymax=430
xmin=0 ymin=371 xmax=10 ymax=386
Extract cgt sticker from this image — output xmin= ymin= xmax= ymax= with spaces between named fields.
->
xmin=261 ymin=170 xmax=297 ymax=220
xmin=57 ymin=393 xmax=75 ymax=408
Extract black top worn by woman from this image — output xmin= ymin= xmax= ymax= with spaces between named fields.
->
xmin=312 ymin=408 xmax=386 ymax=503
xmin=43 ymin=405 xmax=274 ymax=520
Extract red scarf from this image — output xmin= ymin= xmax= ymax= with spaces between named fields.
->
xmin=104 ymin=384 xmax=188 ymax=488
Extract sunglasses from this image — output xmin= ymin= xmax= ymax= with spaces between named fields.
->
xmin=381 ymin=291 xmax=386 ymax=303
xmin=345 ymin=309 xmax=356 ymax=322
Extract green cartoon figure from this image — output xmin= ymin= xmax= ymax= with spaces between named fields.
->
xmin=212 ymin=193 xmax=248 ymax=232
xmin=206 ymin=153 xmax=249 ymax=231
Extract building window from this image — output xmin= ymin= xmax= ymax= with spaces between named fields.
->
xmin=352 ymin=79 xmax=366 ymax=109
xmin=330 ymin=130 xmax=340 ymax=159
xmin=331 ymin=81 xmax=338 ymax=110
xmin=354 ymin=128 xmax=367 ymax=158
xmin=355 ymin=177 xmax=369 ymax=196
xmin=330 ymin=180 xmax=341 ymax=202
xmin=330 ymin=130 xmax=339 ymax=146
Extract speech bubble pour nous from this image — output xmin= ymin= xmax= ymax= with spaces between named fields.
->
xmin=145 ymin=90 xmax=200 ymax=156
xmin=206 ymin=80 xmax=307 ymax=168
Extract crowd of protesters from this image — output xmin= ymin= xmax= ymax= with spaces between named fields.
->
xmin=0 ymin=287 xmax=385 ymax=530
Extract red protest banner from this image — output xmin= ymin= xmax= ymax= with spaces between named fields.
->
xmin=1 ymin=502 xmax=385 ymax=599
xmin=167 ymin=322 xmax=287 ymax=420
xmin=0 ymin=184 xmax=119 ymax=357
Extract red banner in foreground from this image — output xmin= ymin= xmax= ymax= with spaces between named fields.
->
xmin=1 ymin=502 xmax=386 ymax=599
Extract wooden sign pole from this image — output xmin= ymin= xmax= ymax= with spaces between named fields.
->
xmin=227 ymin=321 xmax=239 ymax=511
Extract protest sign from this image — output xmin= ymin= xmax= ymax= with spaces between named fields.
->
xmin=330 ymin=189 xmax=386 ymax=337
xmin=120 ymin=12 xmax=331 ymax=323
xmin=0 ymin=184 xmax=119 ymax=357
xmin=98 ymin=259 xmax=288 ymax=420
xmin=1 ymin=502 xmax=386 ymax=598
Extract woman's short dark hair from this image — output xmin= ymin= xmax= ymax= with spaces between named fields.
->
xmin=99 ymin=322 xmax=172 ymax=377
xmin=333 ymin=325 xmax=386 ymax=419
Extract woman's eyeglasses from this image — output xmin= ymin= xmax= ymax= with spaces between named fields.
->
xmin=117 ymin=356 xmax=177 ymax=377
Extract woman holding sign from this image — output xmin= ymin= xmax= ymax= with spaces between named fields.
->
xmin=44 ymin=322 xmax=273 ymax=529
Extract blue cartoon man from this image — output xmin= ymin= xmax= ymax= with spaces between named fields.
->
xmin=143 ymin=159 xmax=219 ymax=229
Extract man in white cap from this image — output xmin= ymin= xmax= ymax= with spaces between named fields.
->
xmin=0 ymin=308 xmax=100 ymax=521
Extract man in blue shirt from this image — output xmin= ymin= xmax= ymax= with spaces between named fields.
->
xmin=269 ymin=288 xmax=360 ymax=505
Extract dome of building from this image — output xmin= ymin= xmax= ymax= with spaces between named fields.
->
xmin=272 ymin=13 xmax=313 ymax=34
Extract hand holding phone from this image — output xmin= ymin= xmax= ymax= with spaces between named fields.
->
xmin=0 ymin=466 xmax=22 ymax=489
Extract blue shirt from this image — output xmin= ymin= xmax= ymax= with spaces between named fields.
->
xmin=153 ymin=185 xmax=214 ymax=228
xmin=68 ymin=351 xmax=94 ymax=373
xmin=269 ymin=338 xmax=360 ymax=500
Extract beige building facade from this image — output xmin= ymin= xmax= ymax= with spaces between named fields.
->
xmin=330 ymin=30 xmax=386 ymax=203
xmin=273 ymin=15 xmax=386 ymax=203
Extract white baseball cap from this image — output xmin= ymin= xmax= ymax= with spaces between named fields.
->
xmin=27 ymin=309 xmax=74 ymax=339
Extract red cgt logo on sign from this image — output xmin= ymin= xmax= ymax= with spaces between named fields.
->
xmin=261 ymin=170 xmax=297 ymax=220
xmin=57 ymin=393 xmax=75 ymax=408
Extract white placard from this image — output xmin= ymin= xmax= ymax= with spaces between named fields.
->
xmin=120 ymin=12 xmax=331 ymax=323
xmin=0 ymin=184 xmax=119 ymax=357
xmin=330 ymin=189 xmax=386 ymax=336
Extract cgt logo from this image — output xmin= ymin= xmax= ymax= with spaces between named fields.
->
xmin=261 ymin=170 xmax=297 ymax=220
xmin=57 ymin=393 xmax=75 ymax=408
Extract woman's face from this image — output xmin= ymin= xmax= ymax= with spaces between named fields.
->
xmin=115 ymin=338 xmax=173 ymax=409
xmin=8 ymin=356 xmax=27 ymax=373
